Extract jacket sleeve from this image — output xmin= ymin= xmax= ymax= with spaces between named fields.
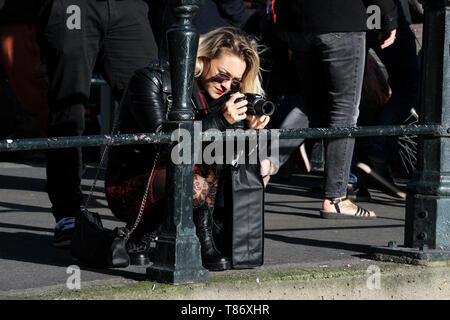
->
xmin=201 ymin=110 xmax=235 ymax=132
xmin=366 ymin=0 xmax=398 ymax=32
xmin=195 ymin=91 xmax=237 ymax=132
xmin=126 ymin=67 xmax=166 ymax=134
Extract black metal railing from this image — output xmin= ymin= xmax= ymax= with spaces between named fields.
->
xmin=0 ymin=124 xmax=445 ymax=152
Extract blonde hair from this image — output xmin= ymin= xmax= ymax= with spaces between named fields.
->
xmin=194 ymin=27 xmax=265 ymax=95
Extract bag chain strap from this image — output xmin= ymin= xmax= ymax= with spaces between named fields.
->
xmin=82 ymin=83 xmax=157 ymax=239
xmin=126 ymin=152 xmax=159 ymax=238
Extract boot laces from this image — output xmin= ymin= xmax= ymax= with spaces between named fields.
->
xmin=126 ymin=232 xmax=156 ymax=253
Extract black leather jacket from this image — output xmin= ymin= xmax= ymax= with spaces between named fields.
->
xmin=107 ymin=60 xmax=235 ymax=177
xmin=119 ymin=60 xmax=233 ymax=136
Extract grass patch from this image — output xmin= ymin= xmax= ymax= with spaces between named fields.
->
xmin=9 ymin=262 xmax=439 ymax=300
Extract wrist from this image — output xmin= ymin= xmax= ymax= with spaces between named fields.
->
xmin=223 ymin=112 xmax=235 ymax=125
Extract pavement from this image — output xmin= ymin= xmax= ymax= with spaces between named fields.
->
xmin=0 ymin=158 xmax=448 ymax=300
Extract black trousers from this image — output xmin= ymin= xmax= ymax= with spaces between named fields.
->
xmin=43 ymin=0 xmax=158 ymax=221
xmin=367 ymin=19 xmax=420 ymax=161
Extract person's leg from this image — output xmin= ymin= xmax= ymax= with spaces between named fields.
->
xmin=0 ymin=24 xmax=49 ymax=135
xmin=105 ymin=158 xmax=164 ymax=265
xmin=193 ymin=171 xmax=220 ymax=209
xmin=44 ymin=0 xmax=104 ymax=246
xmin=192 ymin=169 xmax=229 ymax=271
xmin=261 ymin=32 xmax=321 ymax=181
xmin=261 ymin=106 xmax=309 ymax=178
xmin=105 ymin=161 xmax=225 ymax=267
xmin=369 ymin=20 xmax=420 ymax=163
xmin=316 ymin=32 xmax=364 ymax=198
xmin=315 ymin=32 xmax=375 ymax=217
xmin=97 ymin=0 xmax=158 ymax=102
xmin=107 ymin=168 xmax=218 ymax=215
xmin=135 ymin=165 xmax=229 ymax=270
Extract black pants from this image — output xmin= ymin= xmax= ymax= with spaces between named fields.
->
xmin=44 ymin=0 xmax=158 ymax=221
xmin=367 ymin=19 xmax=420 ymax=161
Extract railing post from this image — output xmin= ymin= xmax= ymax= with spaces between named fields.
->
xmin=374 ymin=0 xmax=450 ymax=262
xmin=146 ymin=0 xmax=208 ymax=284
xmin=406 ymin=0 xmax=450 ymax=252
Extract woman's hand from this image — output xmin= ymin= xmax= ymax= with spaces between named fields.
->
xmin=222 ymin=92 xmax=248 ymax=125
xmin=246 ymin=115 xmax=270 ymax=130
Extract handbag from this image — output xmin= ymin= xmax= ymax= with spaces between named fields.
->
xmin=70 ymin=157 xmax=157 ymax=268
xmin=70 ymin=85 xmax=158 ymax=268
xmin=362 ymin=52 xmax=392 ymax=111
xmin=70 ymin=209 xmax=130 ymax=268
xmin=214 ymin=163 xmax=265 ymax=269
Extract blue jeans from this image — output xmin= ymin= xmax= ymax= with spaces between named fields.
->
xmin=268 ymin=32 xmax=366 ymax=198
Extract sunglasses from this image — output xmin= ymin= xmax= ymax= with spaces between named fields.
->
xmin=211 ymin=72 xmax=241 ymax=91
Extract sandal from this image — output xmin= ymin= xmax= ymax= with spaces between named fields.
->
xmin=320 ymin=197 xmax=376 ymax=219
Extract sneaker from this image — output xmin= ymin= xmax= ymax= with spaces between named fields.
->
xmin=126 ymin=232 xmax=156 ymax=266
xmin=53 ymin=217 xmax=75 ymax=248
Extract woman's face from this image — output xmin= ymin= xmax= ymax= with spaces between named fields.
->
xmin=198 ymin=52 xmax=247 ymax=100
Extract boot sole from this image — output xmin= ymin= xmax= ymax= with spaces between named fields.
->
xmin=320 ymin=210 xmax=376 ymax=220
xmin=53 ymin=239 xmax=71 ymax=249
xmin=204 ymin=260 xmax=230 ymax=271
xmin=130 ymin=256 xmax=150 ymax=266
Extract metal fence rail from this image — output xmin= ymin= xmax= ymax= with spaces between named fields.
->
xmin=0 ymin=125 xmax=444 ymax=152
xmin=0 ymin=132 xmax=173 ymax=152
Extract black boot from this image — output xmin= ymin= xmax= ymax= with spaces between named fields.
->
xmin=126 ymin=201 xmax=164 ymax=266
xmin=126 ymin=231 xmax=155 ymax=266
xmin=194 ymin=203 xmax=230 ymax=271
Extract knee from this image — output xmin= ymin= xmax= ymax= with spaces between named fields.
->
xmin=193 ymin=175 xmax=209 ymax=205
xmin=329 ymin=113 xmax=358 ymax=128
xmin=48 ymin=104 xmax=85 ymax=136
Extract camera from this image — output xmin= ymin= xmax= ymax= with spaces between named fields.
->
xmin=235 ymin=94 xmax=275 ymax=116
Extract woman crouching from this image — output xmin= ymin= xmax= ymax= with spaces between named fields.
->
xmin=105 ymin=27 xmax=269 ymax=271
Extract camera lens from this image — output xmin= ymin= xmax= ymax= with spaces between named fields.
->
xmin=260 ymin=101 xmax=275 ymax=116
